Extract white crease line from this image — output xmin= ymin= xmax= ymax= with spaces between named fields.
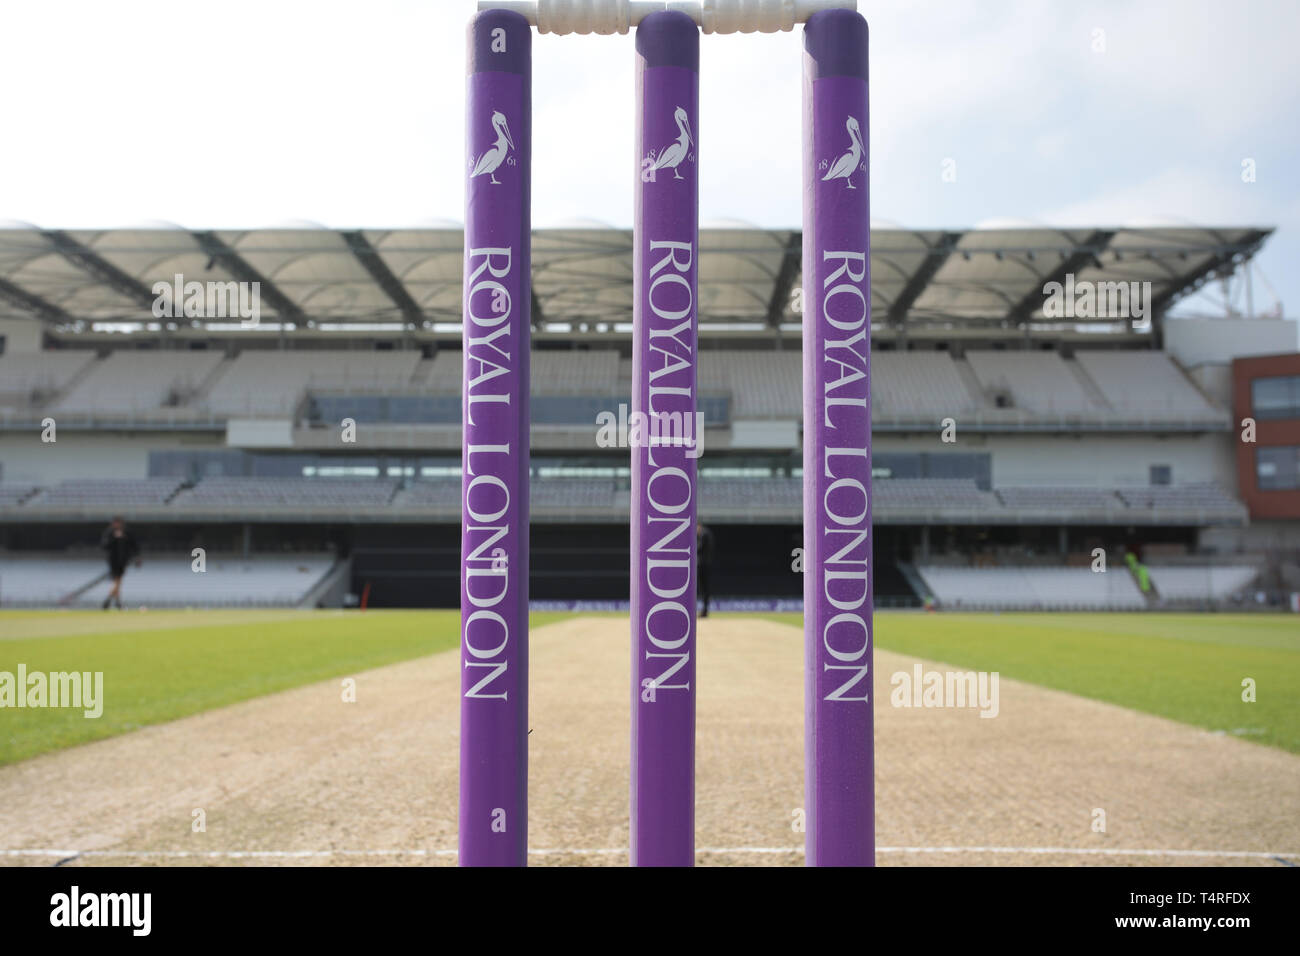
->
xmin=3 ymin=846 xmax=1296 ymax=861
xmin=876 ymin=846 xmax=1295 ymax=859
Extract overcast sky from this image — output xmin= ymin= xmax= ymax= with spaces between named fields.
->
xmin=1 ymin=0 xmax=1296 ymax=319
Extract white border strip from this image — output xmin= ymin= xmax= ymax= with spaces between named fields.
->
xmin=3 ymin=845 xmax=1295 ymax=861
xmin=480 ymin=1 xmax=856 ymax=35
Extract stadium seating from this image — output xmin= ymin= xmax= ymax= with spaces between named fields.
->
xmin=0 ymin=351 xmax=96 ymax=406
xmin=0 ymin=347 xmax=1234 ymax=432
xmin=0 ymin=555 xmax=105 ymax=606
xmin=695 ymin=477 xmax=1003 ymax=518
xmin=530 ymin=351 xmax=620 ymax=396
xmin=965 ymin=350 xmax=1103 ymax=415
xmin=915 ymin=564 xmax=1147 ymax=610
xmin=77 ymin=554 xmax=336 ymax=608
xmin=170 ymin=477 xmax=399 ymax=510
xmin=0 ymin=552 xmax=336 ymax=608
xmin=874 ymin=478 xmax=999 ymax=512
xmin=26 ymin=478 xmax=183 ymax=510
xmin=699 ymin=476 xmax=802 ymax=512
xmin=0 ymin=474 xmax=1247 ymax=526
xmin=1074 ymin=351 xmax=1220 ymax=419
xmin=1145 ymin=565 xmax=1260 ymax=602
xmin=870 ymin=352 xmax=981 ymax=418
xmin=995 ymin=486 xmax=1125 ymax=511
xmin=53 ymin=351 xmax=223 ymax=415
xmin=699 ymin=351 xmax=801 ymax=418
xmin=530 ymin=478 xmax=620 ymax=510
xmin=391 ymin=477 xmax=627 ymax=515
xmin=201 ymin=350 xmax=421 ymax=416
xmin=390 ymin=480 xmax=460 ymax=510
xmin=1116 ymin=484 xmax=1246 ymax=516
xmin=0 ymin=484 xmax=39 ymax=508
xmin=418 ymin=352 xmax=463 ymax=395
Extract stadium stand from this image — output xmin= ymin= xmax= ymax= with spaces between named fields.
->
xmin=965 ymin=350 xmax=1102 ymax=415
xmin=25 ymin=478 xmax=183 ymax=510
xmin=0 ymin=484 xmax=39 ymax=508
xmin=995 ymin=486 xmax=1125 ymax=511
xmin=1146 ymin=564 xmax=1261 ymax=602
xmin=1117 ymin=484 xmax=1246 ymax=514
xmin=0 ymin=473 xmax=1248 ymax=527
xmin=419 ymin=352 xmax=464 ymax=395
xmin=390 ymin=479 xmax=460 ymax=510
xmin=695 ymin=477 xmax=1004 ymax=520
xmin=1074 ymin=351 xmax=1220 ymax=418
xmin=75 ymin=554 xmax=337 ymax=608
xmin=0 ymin=351 xmax=96 ymax=406
xmin=530 ymin=477 xmax=620 ymax=511
xmin=53 ymin=351 xmax=223 ymax=415
xmin=699 ymin=351 xmax=801 ymax=418
xmin=530 ymin=351 xmax=620 ymax=396
xmin=874 ymin=478 xmax=999 ymax=511
xmin=0 ymin=347 xmax=1228 ymax=433
xmin=0 ymin=555 xmax=106 ymax=606
xmin=390 ymin=477 xmax=626 ymax=517
xmin=915 ymin=564 xmax=1147 ymax=610
xmin=871 ymin=352 xmax=981 ymax=418
xmin=700 ymin=475 xmax=802 ymax=513
xmin=201 ymin=350 xmax=422 ymax=416
xmin=0 ymin=475 xmax=1247 ymax=524
xmin=169 ymin=477 xmax=399 ymax=510
xmin=0 ymin=225 xmax=1285 ymax=611
xmin=0 ymin=552 xmax=336 ymax=608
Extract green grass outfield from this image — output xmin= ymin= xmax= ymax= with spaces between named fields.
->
xmin=0 ymin=609 xmax=572 ymax=766
xmin=759 ymin=611 xmax=1300 ymax=754
xmin=1 ymin=609 xmax=1296 ymax=765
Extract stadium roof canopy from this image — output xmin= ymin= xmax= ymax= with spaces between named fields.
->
xmin=0 ymin=224 xmax=1271 ymax=337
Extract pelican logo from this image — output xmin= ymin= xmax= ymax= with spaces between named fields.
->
xmin=640 ymin=106 xmax=694 ymax=183
xmin=470 ymin=109 xmax=516 ymax=185
xmin=819 ymin=115 xmax=865 ymax=190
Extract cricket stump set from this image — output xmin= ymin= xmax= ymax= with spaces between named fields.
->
xmin=461 ymin=0 xmax=872 ymax=867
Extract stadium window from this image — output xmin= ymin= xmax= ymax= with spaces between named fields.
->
xmin=699 ymin=466 xmax=773 ymax=478
xmin=313 ymin=465 xmax=381 ymax=478
xmin=1251 ymin=375 xmax=1300 ymax=420
xmin=419 ymin=465 xmax=463 ymax=478
xmin=1256 ymin=446 xmax=1300 ymax=491
xmin=1149 ymin=465 xmax=1172 ymax=486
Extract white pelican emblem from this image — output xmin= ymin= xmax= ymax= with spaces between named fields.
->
xmin=821 ymin=115 xmax=864 ymax=189
xmin=471 ymin=110 xmax=515 ymax=185
xmin=641 ymin=106 xmax=694 ymax=182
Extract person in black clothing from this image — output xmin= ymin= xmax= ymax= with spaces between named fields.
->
xmin=696 ymin=522 xmax=715 ymax=618
xmin=100 ymin=516 xmax=141 ymax=610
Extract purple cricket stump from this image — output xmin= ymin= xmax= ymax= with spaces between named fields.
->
xmin=630 ymin=10 xmax=699 ymax=868
xmin=801 ymin=9 xmax=873 ymax=867
xmin=460 ymin=8 xmax=531 ymax=868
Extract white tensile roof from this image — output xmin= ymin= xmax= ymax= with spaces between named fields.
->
xmin=0 ymin=224 xmax=1272 ymax=331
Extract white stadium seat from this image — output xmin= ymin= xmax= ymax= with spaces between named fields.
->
xmin=915 ymin=565 xmax=1147 ymax=610
xmin=0 ymin=552 xmax=336 ymax=608
xmin=202 ymin=350 xmax=420 ymax=417
xmin=53 ymin=351 xmax=223 ymax=414
xmin=966 ymin=350 xmax=1101 ymax=415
